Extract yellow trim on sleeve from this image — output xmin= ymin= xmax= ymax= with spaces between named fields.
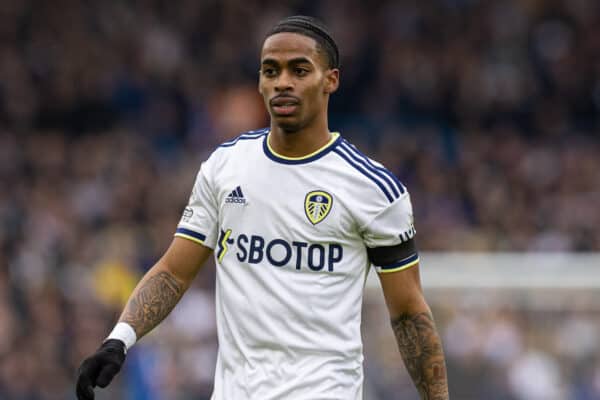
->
xmin=267 ymin=132 xmax=339 ymax=160
xmin=174 ymin=233 xmax=205 ymax=245
xmin=377 ymin=258 xmax=420 ymax=274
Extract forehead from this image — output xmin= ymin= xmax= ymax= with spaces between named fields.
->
xmin=261 ymin=32 xmax=320 ymax=63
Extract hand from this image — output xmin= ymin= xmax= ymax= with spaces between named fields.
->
xmin=75 ymin=339 xmax=127 ymax=400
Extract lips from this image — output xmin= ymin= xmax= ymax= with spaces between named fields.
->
xmin=270 ymin=96 xmax=300 ymax=116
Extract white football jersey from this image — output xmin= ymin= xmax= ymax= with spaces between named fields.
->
xmin=175 ymin=128 xmax=418 ymax=400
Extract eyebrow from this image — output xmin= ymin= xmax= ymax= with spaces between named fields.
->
xmin=261 ymin=57 xmax=314 ymax=66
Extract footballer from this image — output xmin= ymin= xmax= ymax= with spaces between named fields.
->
xmin=76 ymin=15 xmax=449 ymax=400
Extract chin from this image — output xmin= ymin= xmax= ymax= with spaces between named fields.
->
xmin=273 ymin=118 xmax=303 ymax=134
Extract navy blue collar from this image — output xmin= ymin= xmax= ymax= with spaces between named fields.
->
xmin=263 ymin=132 xmax=342 ymax=165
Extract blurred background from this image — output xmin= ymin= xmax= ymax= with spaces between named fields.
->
xmin=0 ymin=0 xmax=599 ymax=399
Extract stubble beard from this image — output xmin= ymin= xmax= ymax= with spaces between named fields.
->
xmin=272 ymin=110 xmax=317 ymax=135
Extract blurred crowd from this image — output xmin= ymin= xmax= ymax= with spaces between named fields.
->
xmin=362 ymin=289 xmax=600 ymax=400
xmin=0 ymin=0 xmax=599 ymax=399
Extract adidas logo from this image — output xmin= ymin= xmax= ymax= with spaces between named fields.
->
xmin=225 ymin=186 xmax=247 ymax=204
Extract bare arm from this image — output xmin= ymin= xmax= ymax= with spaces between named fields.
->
xmin=379 ymin=264 xmax=449 ymax=400
xmin=119 ymin=237 xmax=213 ymax=339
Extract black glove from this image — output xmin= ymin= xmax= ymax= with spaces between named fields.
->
xmin=76 ymin=339 xmax=127 ymax=400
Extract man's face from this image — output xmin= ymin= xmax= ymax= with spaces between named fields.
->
xmin=259 ymin=32 xmax=339 ymax=133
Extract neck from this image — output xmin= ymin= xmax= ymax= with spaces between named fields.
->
xmin=268 ymin=119 xmax=332 ymax=158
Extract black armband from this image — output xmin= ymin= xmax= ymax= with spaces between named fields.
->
xmin=367 ymin=239 xmax=418 ymax=272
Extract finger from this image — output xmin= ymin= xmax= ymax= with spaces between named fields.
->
xmin=78 ymin=358 xmax=100 ymax=386
xmin=96 ymin=363 xmax=121 ymax=388
xmin=76 ymin=374 xmax=95 ymax=400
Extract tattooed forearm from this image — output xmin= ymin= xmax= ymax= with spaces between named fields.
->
xmin=120 ymin=271 xmax=184 ymax=338
xmin=392 ymin=312 xmax=449 ymax=400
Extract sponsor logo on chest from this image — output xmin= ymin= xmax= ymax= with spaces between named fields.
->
xmin=219 ymin=189 xmax=341 ymax=271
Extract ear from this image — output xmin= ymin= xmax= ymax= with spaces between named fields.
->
xmin=323 ymin=68 xmax=339 ymax=95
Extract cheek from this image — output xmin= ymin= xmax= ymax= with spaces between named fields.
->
xmin=307 ymin=84 xmax=325 ymax=106
xmin=258 ymin=82 xmax=271 ymax=100
xmin=258 ymin=77 xmax=271 ymax=92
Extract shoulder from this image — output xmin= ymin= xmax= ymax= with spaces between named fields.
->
xmin=217 ymin=128 xmax=269 ymax=149
xmin=202 ymin=127 xmax=269 ymax=170
xmin=192 ymin=128 xmax=268 ymax=179
xmin=330 ymin=137 xmax=407 ymax=205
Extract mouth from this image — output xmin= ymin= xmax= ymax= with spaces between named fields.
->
xmin=270 ymin=96 xmax=300 ymax=116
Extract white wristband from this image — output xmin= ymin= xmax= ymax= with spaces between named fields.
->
xmin=106 ymin=322 xmax=137 ymax=351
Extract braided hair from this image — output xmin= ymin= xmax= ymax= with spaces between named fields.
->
xmin=266 ymin=15 xmax=340 ymax=69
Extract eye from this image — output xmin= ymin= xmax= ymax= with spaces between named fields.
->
xmin=262 ymin=67 xmax=277 ymax=77
xmin=295 ymin=67 xmax=309 ymax=76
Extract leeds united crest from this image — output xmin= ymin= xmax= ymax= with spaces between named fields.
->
xmin=305 ymin=191 xmax=333 ymax=225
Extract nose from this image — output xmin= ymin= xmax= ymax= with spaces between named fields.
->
xmin=275 ymin=70 xmax=293 ymax=92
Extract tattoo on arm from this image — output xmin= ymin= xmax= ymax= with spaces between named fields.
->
xmin=120 ymin=271 xmax=184 ymax=338
xmin=392 ymin=312 xmax=449 ymax=400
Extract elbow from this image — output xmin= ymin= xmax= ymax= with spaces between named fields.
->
xmin=153 ymin=256 xmax=190 ymax=291
xmin=387 ymin=293 xmax=431 ymax=320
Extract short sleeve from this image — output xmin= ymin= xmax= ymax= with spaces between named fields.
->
xmin=362 ymin=192 xmax=419 ymax=273
xmin=175 ymin=161 xmax=219 ymax=249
